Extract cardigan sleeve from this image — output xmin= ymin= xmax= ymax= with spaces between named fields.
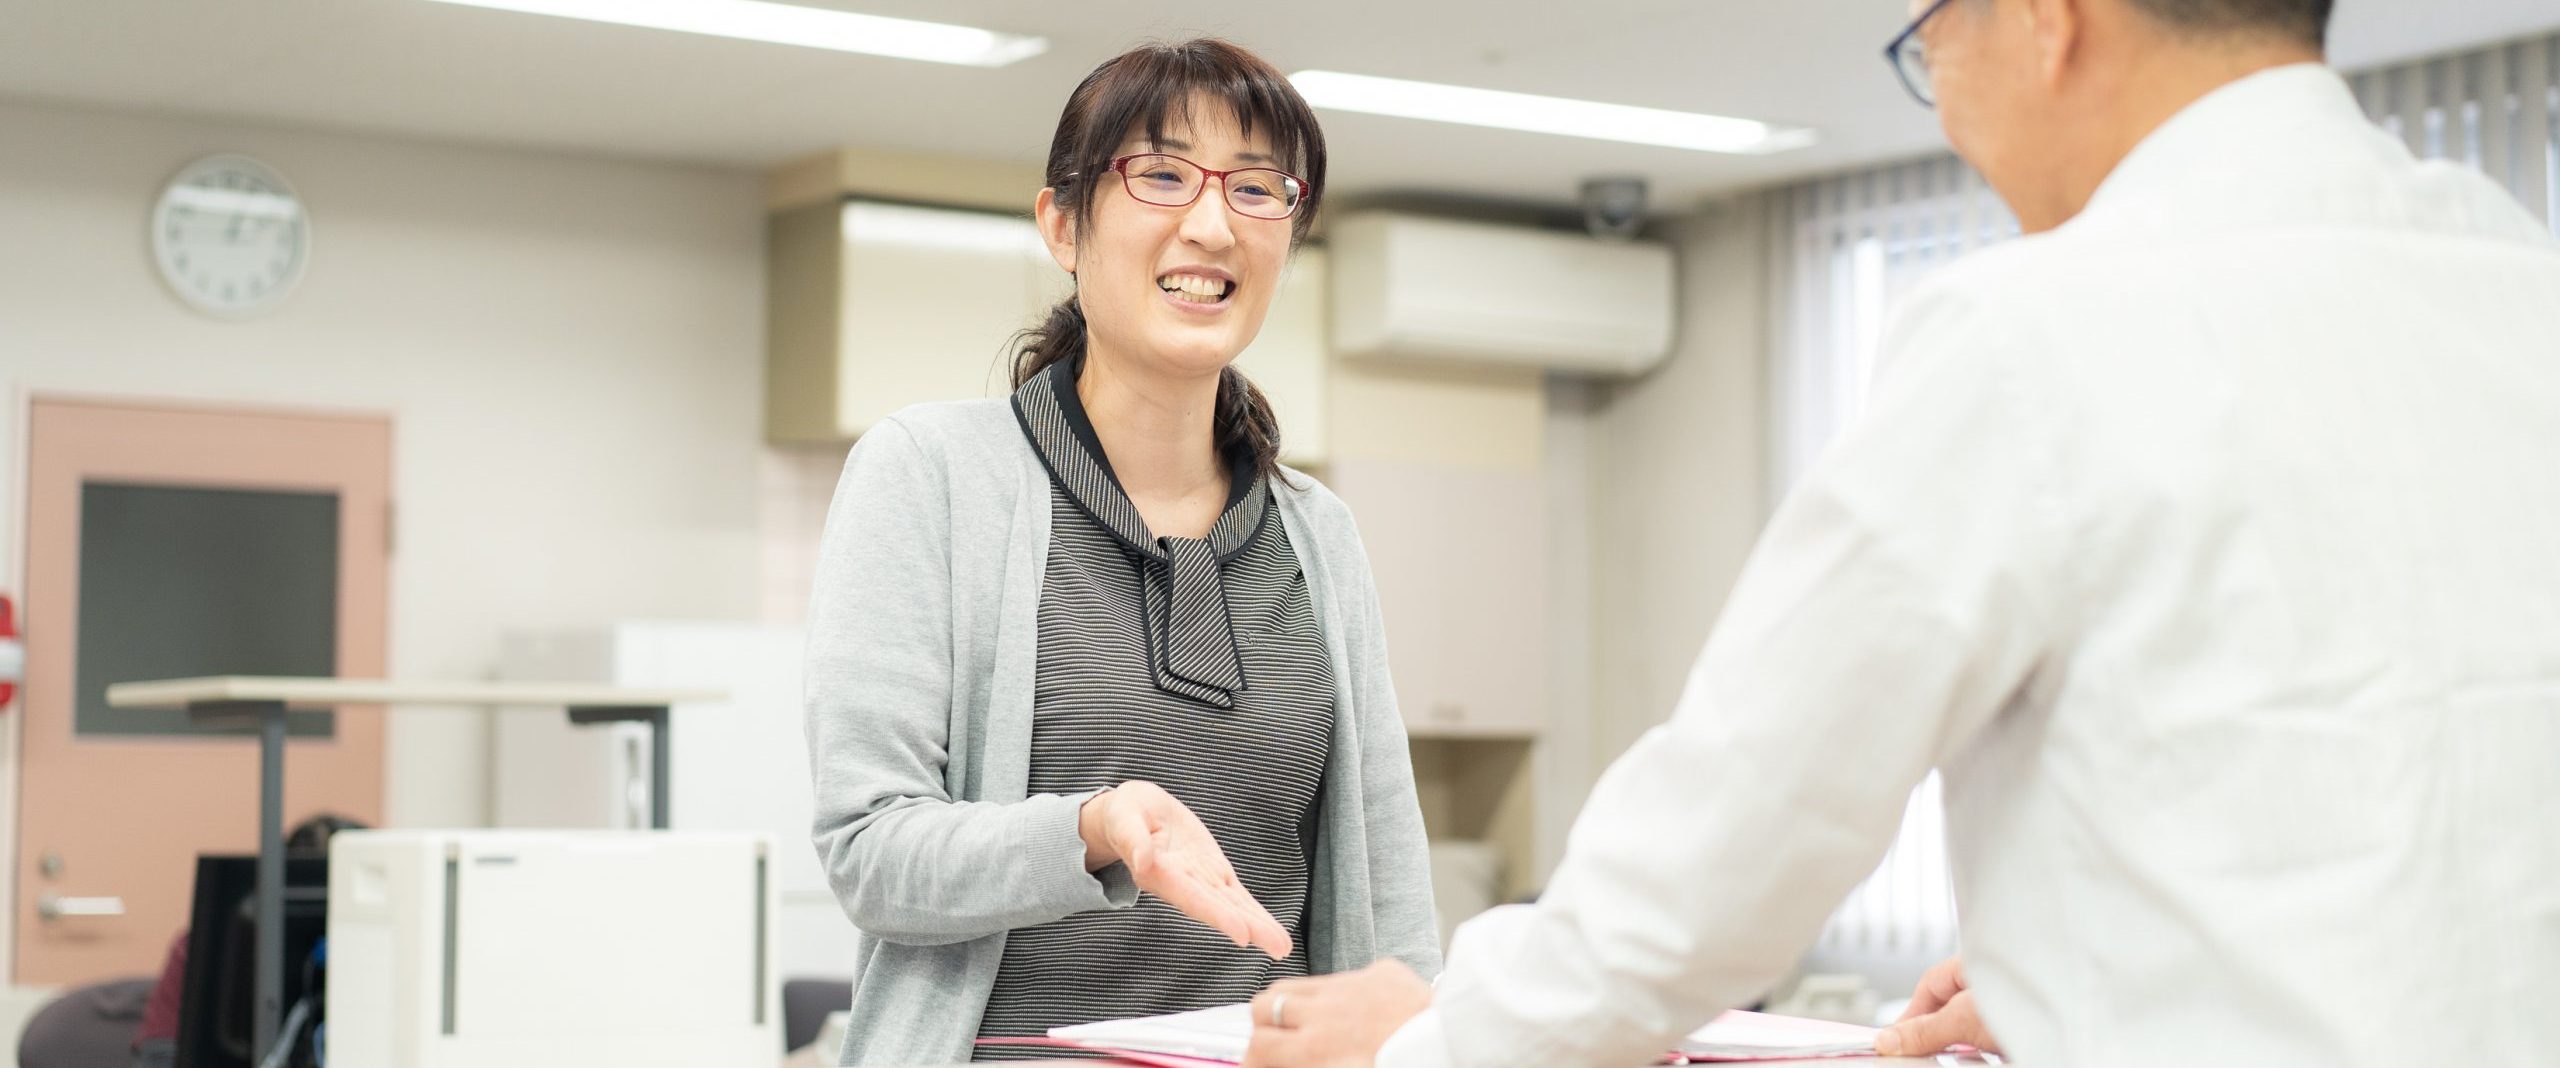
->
xmin=803 ymin=416 xmax=1139 ymax=946
xmin=1323 ymin=491 xmax=1448 ymax=978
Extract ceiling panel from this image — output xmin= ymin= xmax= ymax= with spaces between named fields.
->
xmin=3 ymin=0 xmax=2553 ymax=211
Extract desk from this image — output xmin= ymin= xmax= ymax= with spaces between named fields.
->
xmin=105 ymin=675 xmax=723 ymax=1066
xmin=950 ymin=1061 xmax=1997 ymax=1067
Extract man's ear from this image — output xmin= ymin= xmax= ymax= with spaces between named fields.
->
xmin=2024 ymin=0 xmax=2084 ymax=90
xmin=1035 ymin=186 xmax=1077 ymax=275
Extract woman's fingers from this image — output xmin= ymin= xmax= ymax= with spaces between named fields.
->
xmin=1107 ymin=784 xmax=1295 ymax=958
xmin=1247 ymin=906 xmax=1294 ymax=960
xmin=1146 ymin=855 xmax=1291 ymax=957
xmin=1210 ymin=873 xmax=1291 ymax=959
xmin=1160 ymin=871 xmax=1255 ymax=947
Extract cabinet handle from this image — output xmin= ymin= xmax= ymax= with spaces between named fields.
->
xmin=37 ymin=894 xmax=125 ymax=920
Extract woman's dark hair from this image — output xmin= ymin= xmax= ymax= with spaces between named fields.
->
xmin=1012 ymin=38 xmax=1326 ymax=486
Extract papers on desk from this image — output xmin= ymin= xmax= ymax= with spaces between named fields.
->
xmin=1669 ymin=1011 xmax=1879 ymax=1061
xmin=975 ymin=1002 xmax=1881 ymax=1064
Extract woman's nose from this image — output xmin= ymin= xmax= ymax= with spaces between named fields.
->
xmin=1179 ymin=180 xmax=1237 ymax=250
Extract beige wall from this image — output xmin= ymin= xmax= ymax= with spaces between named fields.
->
xmin=0 ymin=93 xmax=1783 ymax=975
xmin=0 ymin=98 xmax=768 ymax=960
xmin=1534 ymin=196 xmax=1775 ymax=883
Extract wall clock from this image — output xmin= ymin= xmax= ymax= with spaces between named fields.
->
xmin=152 ymin=154 xmax=310 ymax=319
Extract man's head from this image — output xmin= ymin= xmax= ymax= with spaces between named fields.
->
xmin=1908 ymin=0 xmax=2332 ymax=231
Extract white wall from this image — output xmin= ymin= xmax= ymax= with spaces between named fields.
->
xmin=0 ymin=98 xmax=768 ymax=951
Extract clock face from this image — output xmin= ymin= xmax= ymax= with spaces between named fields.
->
xmin=152 ymin=155 xmax=309 ymax=319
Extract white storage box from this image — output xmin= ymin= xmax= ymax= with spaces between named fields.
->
xmin=325 ymin=830 xmax=779 ymax=1068
xmin=493 ymin=621 xmax=860 ymax=985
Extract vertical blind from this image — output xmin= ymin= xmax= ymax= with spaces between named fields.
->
xmin=1765 ymin=30 xmax=2560 ymax=964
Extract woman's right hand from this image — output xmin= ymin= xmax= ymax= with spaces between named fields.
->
xmin=1079 ymin=781 xmax=1294 ymax=960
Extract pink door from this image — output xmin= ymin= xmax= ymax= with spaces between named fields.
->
xmin=17 ymin=398 xmax=390 ymax=986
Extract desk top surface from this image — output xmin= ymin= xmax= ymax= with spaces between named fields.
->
xmin=953 ymin=1061 xmax=1989 ymax=1068
xmin=104 ymin=675 xmax=725 ymax=710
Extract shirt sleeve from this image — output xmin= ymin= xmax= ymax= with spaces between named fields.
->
xmin=803 ymin=417 xmax=1138 ymax=947
xmin=1382 ymin=281 xmax=2070 ymax=1068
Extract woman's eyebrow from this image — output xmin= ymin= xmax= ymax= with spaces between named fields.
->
xmin=1142 ymin=137 xmax=1275 ymax=165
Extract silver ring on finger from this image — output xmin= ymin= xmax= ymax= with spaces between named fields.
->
xmin=1270 ymin=992 xmax=1290 ymax=1029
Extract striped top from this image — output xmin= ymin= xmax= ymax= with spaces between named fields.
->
xmin=975 ymin=360 xmax=1337 ymax=1052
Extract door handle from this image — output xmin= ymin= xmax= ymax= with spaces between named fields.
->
xmin=36 ymin=893 xmax=125 ymax=920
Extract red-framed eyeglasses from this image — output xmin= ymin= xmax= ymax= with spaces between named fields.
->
xmin=1106 ymin=153 xmax=1310 ymax=221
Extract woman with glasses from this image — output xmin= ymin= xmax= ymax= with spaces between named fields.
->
xmin=803 ymin=37 xmax=1441 ymax=1065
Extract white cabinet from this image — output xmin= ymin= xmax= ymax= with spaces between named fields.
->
xmin=328 ymin=830 xmax=779 ymax=1068
xmin=766 ymin=200 xmax=1063 ymax=442
xmin=1324 ymin=456 xmax=1548 ymax=738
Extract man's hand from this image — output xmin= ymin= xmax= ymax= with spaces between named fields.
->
xmin=1079 ymin=781 xmax=1293 ymax=960
xmin=1240 ymin=959 xmax=1433 ymax=1068
xmin=1875 ymin=955 xmax=2001 ymax=1057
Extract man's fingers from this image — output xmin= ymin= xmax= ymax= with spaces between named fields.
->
xmin=1875 ymin=992 xmax=1991 ymax=1057
xmin=1249 ymin=988 xmax=1285 ymax=1030
xmin=1250 ymin=977 xmax=1321 ymax=1030
xmin=1240 ymin=1021 xmax=1305 ymax=1068
xmin=1898 ymin=956 xmax=1967 ymax=1021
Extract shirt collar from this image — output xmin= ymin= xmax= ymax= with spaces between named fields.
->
xmin=1011 ymin=355 xmax=1272 ymax=565
xmin=2076 ymin=63 xmax=2386 ymax=230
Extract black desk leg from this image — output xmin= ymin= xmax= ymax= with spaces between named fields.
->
xmin=648 ymin=708 xmax=670 ymax=831
xmin=191 ymin=699 xmax=291 ymax=1065
xmin=565 ymin=704 xmax=674 ymax=830
xmin=258 ymin=703 xmax=285 ymax=1062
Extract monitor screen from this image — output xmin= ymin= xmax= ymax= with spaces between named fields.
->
xmin=175 ymin=854 xmax=329 ymax=1068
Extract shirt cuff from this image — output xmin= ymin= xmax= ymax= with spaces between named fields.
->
xmin=1021 ymin=789 xmax=1140 ymax=912
xmin=1377 ymin=1006 xmax=1453 ymax=1068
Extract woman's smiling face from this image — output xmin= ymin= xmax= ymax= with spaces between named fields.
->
xmin=1041 ymin=95 xmax=1299 ymax=381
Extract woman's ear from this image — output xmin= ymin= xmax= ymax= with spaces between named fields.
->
xmin=1035 ymin=187 xmax=1077 ymax=275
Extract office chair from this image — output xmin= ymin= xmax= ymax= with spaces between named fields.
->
xmin=18 ymin=976 xmax=154 ymax=1068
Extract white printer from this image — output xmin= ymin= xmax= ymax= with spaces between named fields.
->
xmin=325 ymin=830 xmax=779 ymax=1067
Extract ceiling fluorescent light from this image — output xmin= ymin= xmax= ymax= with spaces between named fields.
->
xmin=1289 ymin=70 xmax=1816 ymax=155
xmin=417 ymin=0 xmax=1047 ymax=67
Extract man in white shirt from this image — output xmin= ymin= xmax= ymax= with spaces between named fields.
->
xmin=1242 ymin=0 xmax=2560 ymax=1065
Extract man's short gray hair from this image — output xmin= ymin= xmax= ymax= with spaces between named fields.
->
xmin=2124 ymin=0 xmax=2333 ymax=49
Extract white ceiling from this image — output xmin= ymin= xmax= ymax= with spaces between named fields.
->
xmin=5 ymin=0 xmax=2557 ymax=211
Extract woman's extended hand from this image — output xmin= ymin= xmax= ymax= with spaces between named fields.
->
xmin=1079 ymin=781 xmax=1294 ymax=960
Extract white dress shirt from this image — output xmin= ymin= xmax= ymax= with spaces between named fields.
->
xmin=1384 ymin=65 xmax=2560 ymax=1068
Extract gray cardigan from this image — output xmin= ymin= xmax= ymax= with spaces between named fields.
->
xmin=802 ymin=398 xmax=1442 ymax=1066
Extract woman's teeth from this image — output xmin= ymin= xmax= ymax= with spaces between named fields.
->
xmin=1158 ymin=274 xmax=1230 ymax=304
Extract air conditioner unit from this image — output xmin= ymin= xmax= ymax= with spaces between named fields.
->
xmin=326 ymin=830 xmax=778 ymax=1068
xmin=1328 ymin=211 xmax=1676 ymax=376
